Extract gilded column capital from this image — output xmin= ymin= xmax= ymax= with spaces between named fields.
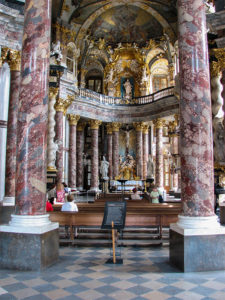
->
xmin=54 ymin=98 xmax=65 ymax=112
xmin=77 ymin=122 xmax=86 ymax=131
xmin=106 ymin=124 xmax=113 ymax=134
xmin=111 ymin=122 xmax=122 ymax=132
xmin=142 ymin=124 xmax=149 ymax=134
xmin=214 ymin=48 xmax=225 ymax=71
xmin=133 ymin=122 xmax=144 ymax=132
xmin=8 ymin=50 xmax=21 ymax=71
xmin=67 ymin=114 xmax=80 ymax=125
xmin=49 ymin=87 xmax=59 ymax=99
xmin=153 ymin=119 xmax=164 ymax=128
xmin=210 ymin=61 xmax=221 ymax=77
xmin=1 ymin=47 xmax=9 ymax=65
xmin=61 ymin=95 xmax=74 ymax=115
xmin=89 ymin=119 xmax=102 ymax=129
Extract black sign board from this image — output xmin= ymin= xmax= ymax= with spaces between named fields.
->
xmin=101 ymin=201 xmax=127 ymax=230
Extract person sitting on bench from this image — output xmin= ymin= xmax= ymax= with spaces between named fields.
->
xmin=131 ymin=188 xmax=141 ymax=200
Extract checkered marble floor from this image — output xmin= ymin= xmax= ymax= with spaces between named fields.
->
xmin=0 ymin=245 xmax=225 ymax=300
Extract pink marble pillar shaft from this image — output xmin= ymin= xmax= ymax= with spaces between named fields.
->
xmin=68 ymin=124 xmax=77 ymax=188
xmin=136 ymin=130 xmax=143 ymax=179
xmin=76 ymin=126 xmax=85 ymax=190
xmin=15 ymin=0 xmax=52 ymax=215
xmin=143 ymin=128 xmax=149 ymax=179
xmin=112 ymin=131 xmax=119 ymax=178
xmin=107 ymin=131 xmax=113 ymax=179
xmin=155 ymin=125 xmax=164 ymax=188
xmin=178 ymin=0 xmax=214 ymax=216
xmin=90 ymin=128 xmax=99 ymax=190
xmin=55 ymin=111 xmax=64 ymax=183
xmin=5 ymin=69 xmax=20 ymax=197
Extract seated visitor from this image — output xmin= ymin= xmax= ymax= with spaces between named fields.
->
xmin=46 ymin=194 xmax=53 ymax=212
xmin=62 ymin=182 xmax=71 ymax=194
xmin=61 ymin=194 xmax=78 ymax=212
xmin=61 ymin=194 xmax=78 ymax=238
xmin=131 ymin=188 xmax=141 ymax=200
xmin=150 ymin=185 xmax=160 ymax=203
xmin=56 ymin=182 xmax=65 ymax=203
xmin=48 ymin=183 xmax=56 ymax=202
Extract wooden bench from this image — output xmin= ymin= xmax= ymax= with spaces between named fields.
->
xmin=50 ymin=202 xmax=182 ymax=241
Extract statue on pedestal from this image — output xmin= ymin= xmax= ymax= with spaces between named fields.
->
xmin=100 ymin=156 xmax=109 ymax=180
xmin=123 ymin=79 xmax=132 ymax=99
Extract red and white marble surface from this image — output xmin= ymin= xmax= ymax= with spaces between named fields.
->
xmin=107 ymin=133 xmax=113 ymax=179
xmin=55 ymin=111 xmax=64 ymax=183
xmin=112 ymin=131 xmax=119 ymax=178
xmin=15 ymin=0 xmax=52 ymax=215
xmin=178 ymin=0 xmax=214 ymax=216
xmin=5 ymin=70 xmax=20 ymax=198
xmin=143 ymin=131 xmax=149 ymax=179
xmin=155 ymin=127 xmax=164 ymax=188
xmin=68 ymin=124 xmax=77 ymax=188
xmin=136 ymin=131 xmax=143 ymax=179
xmin=90 ymin=128 xmax=99 ymax=190
xmin=76 ymin=129 xmax=84 ymax=189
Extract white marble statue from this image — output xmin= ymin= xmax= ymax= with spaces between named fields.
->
xmin=50 ymin=41 xmax=63 ymax=62
xmin=123 ymin=79 xmax=132 ymax=99
xmin=100 ymin=156 xmax=109 ymax=180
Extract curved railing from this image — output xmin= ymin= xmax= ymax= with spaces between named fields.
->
xmin=78 ymin=86 xmax=175 ymax=106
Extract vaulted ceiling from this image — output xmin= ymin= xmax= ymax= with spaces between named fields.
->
xmin=52 ymin=0 xmax=177 ymax=47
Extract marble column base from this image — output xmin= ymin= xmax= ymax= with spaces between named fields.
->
xmin=170 ymin=220 xmax=225 ymax=272
xmin=0 ymin=215 xmax=59 ymax=270
xmin=2 ymin=196 xmax=15 ymax=206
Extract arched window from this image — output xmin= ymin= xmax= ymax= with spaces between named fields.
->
xmin=86 ymin=69 xmax=103 ymax=93
xmin=66 ymin=48 xmax=74 ymax=73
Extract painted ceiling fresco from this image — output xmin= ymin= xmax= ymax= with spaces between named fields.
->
xmin=90 ymin=5 xmax=163 ymax=47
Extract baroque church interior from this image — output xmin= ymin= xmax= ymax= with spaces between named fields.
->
xmin=1 ymin=0 xmax=225 ymax=293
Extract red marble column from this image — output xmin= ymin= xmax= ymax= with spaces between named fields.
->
xmin=154 ymin=119 xmax=164 ymax=188
xmin=67 ymin=114 xmax=80 ymax=188
xmin=54 ymin=99 xmax=64 ymax=183
xmin=178 ymin=0 xmax=214 ymax=217
xmin=76 ymin=122 xmax=86 ymax=190
xmin=106 ymin=124 xmax=113 ymax=180
xmin=134 ymin=123 xmax=144 ymax=179
xmin=112 ymin=123 xmax=121 ymax=179
xmin=90 ymin=120 xmax=102 ymax=191
xmin=15 ymin=0 xmax=52 ymax=215
xmin=143 ymin=125 xmax=149 ymax=179
xmin=4 ymin=51 xmax=21 ymax=202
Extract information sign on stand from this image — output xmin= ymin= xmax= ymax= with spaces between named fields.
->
xmin=102 ymin=201 xmax=126 ymax=264
xmin=101 ymin=201 xmax=126 ymax=230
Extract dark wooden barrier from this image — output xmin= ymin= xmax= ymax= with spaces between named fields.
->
xmin=50 ymin=202 xmax=182 ymax=240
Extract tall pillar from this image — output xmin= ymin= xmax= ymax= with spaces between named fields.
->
xmin=90 ymin=120 xmax=102 ymax=191
xmin=133 ymin=122 xmax=144 ymax=179
xmin=47 ymin=87 xmax=58 ymax=171
xmin=154 ymin=119 xmax=164 ymax=189
xmin=0 ymin=52 xmax=10 ymax=204
xmin=112 ymin=122 xmax=121 ymax=179
xmin=54 ymin=98 xmax=64 ymax=183
xmin=54 ymin=96 xmax=73 ymax=183
xmin=170 ymin=0 xmax=225 ymax=272
xmin=3 ymin=50 xmax=21 ymax=206
xmin=76 ymin=122 xmax=86 ymax=191
xmin=0 ymin=0 xmax=59 ymax=271
xmin=106 ymin=124 xmax=113 ymax=179
xmin=67 ymin=114 xmax=80 ymax=188
xmin=143 ymin=124 xmax=149 ymax=179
